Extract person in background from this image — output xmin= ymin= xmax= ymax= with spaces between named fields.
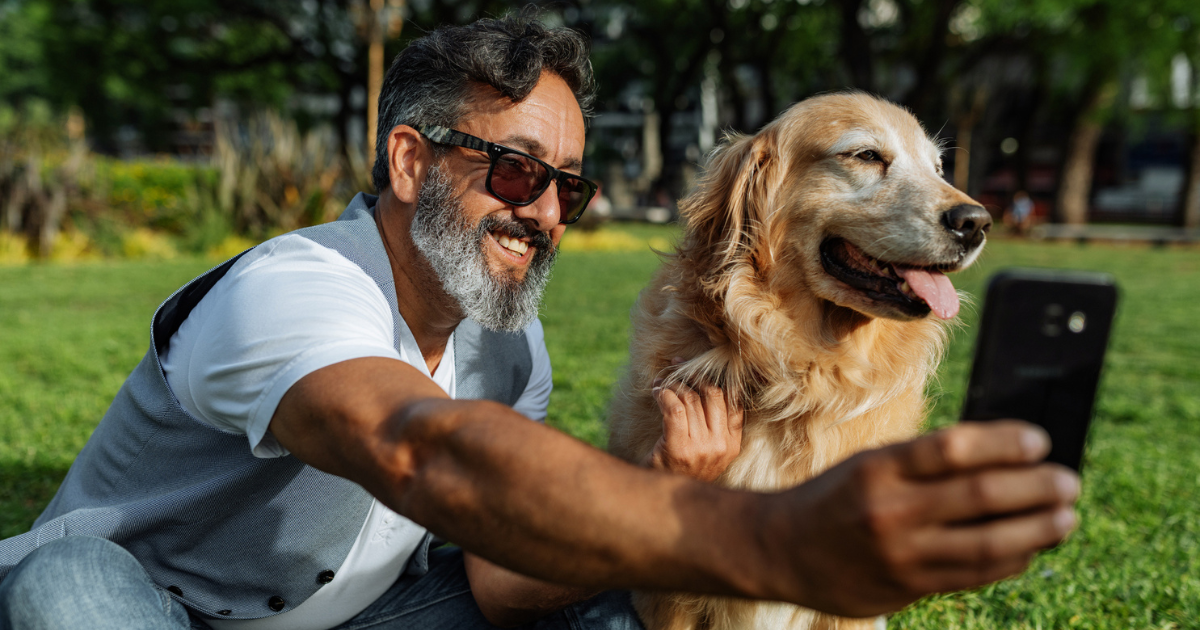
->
xmin=1006 ymin=189 xmax=1035 ymax=235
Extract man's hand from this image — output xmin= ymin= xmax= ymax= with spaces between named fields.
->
xmin=754 ymin=420 xmax=1080 ymax=617
xmin=642 ymin=380 xmax=744 ymax=482
xmin=463 ymin=553 xmax=599 ymax=628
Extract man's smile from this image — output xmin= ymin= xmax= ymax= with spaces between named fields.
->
xmin=478 ymin=215 xmax=555 ymax=269
xmin=491 ymin=231 xmax=531 ymax=257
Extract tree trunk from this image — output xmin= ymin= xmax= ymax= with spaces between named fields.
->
xmin=905 ymin=0 xmax=963 ymax=118
xmin=952 ymin=86 xmax=987 ymax=193
xmin=1056 ymin=78 xmax=1116 ymax=225
xmin=1182 ymin=129 xmax=1200 ymax=229
xmin=367 ymin=0 xmax=385 ymax=161
xmin=1057 ymin=121 xmax=1102 ymax=225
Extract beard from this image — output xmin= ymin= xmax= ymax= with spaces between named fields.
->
xmin=409 ymin=164 xmax=557 ymax=333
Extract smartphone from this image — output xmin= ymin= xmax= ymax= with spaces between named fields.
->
xmin=961 ymin=268 xmax=1119 ymax=471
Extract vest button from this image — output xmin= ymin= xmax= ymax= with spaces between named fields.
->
xmin=217 ymin=610 xmax=232 ymax=616
xmin=268 ymin=596 xmax=286 ymax=612
xmin=167 ymin=586 xmax=183 ymax=596
xmin=317 ymin=570 xmax=335 ymax=584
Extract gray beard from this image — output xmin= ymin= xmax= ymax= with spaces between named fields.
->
xmin=409 ymin=165 xmax=557 ymax=333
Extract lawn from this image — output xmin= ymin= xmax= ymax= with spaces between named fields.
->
xmin=1 ymin=227 xmax=1197 ymax=628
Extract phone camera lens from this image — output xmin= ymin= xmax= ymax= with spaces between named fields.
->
xmin=1068 ymin=312 xmax=1086 ymax=333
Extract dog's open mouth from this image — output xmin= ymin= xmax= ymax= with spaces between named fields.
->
xmin=820 ymin=238 xmax=960 ymax=319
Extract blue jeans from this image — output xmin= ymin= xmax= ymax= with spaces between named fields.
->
xmin=0 ymin=537 xmax=644 ymax=630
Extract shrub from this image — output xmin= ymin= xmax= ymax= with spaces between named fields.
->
xmin=1 ymin=105 xmax=367 ymax=261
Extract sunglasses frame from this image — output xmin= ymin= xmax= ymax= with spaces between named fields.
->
xmin=414 ymin=124 xmax=597 ymax=224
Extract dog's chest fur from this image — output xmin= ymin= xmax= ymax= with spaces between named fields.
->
xmin=610 ymin=262 xmax=945 ymax=489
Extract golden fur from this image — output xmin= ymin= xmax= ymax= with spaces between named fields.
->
xmin=607 ymin=93 xmax=986 ymax=630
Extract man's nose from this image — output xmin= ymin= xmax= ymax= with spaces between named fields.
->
xmin=513 ymin=182 xmax=561 ymax=232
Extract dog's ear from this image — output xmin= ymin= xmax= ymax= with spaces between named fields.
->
xmin=679 ymin=128 xmax=783 ymax=275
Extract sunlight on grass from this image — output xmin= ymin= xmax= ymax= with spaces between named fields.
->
xmin=559 ymin=225 xmax=673 ymax=253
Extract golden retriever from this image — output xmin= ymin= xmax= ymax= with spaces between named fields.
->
xmin=607 ymin=92 xmax=992 ymax=630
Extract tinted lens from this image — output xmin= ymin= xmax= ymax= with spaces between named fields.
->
xmin=489 ymin=152 xmax=550 ymax=204
xmin=557 ymin=176 xmax=595 ymax=223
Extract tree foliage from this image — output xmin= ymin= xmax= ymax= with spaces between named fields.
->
xmin=0 ymin=0 xmax=373 ymax=152
xmin=3 ymin=0 xmax=1199 ymax=222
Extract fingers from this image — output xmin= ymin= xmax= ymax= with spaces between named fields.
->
xmin=652 ymin=385 xmax=689 ymax=442
xmin=647 ymin=370 xmax=743 ymax=481
xmin=895 ymin=421 xmax=1051 ymax=479
xmin=653 ymin=380 xmax=706 ymax=438
xmin=700 ymin=384 xmax=726 ymax=433
xmin=683 ymin=384 xmax=711 ymax=438
xmin=699 ymin=383 xmax=744 ymax=438
xmin=911 ymin=505 xmax=1076 ymax=567
xmin=919 ymin=464 xmax=1080 ymax=524
xmin=908 ymin=555 xmax=1034 ymax=595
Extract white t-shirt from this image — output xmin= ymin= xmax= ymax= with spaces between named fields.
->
xmin=159 ymin=233 xmax=553 ymax=629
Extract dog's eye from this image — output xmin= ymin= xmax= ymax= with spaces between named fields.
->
xmin=856 ymin=150 xmax=883 ymax=163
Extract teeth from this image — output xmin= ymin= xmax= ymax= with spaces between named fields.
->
xmin=899 ymin=280 xmax=913 ymax=296
xmin=494 ymin=233 xmax=528 ymax=255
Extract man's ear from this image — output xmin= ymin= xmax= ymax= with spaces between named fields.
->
xmin=386 ymin=125 xmax=429 ymax=204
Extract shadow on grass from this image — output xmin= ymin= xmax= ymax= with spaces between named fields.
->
xmin=0 ymin=461 xmax=69 ymax=539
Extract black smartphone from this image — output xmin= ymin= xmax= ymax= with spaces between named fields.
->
xmin=961 ymin=268 xmax=1119 ymax=471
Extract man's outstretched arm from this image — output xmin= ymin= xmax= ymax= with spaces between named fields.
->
xmin=460 ymin=380 xmax=746 ymax=627
xmin=270 ymin=356 xmax=1080 ymax=618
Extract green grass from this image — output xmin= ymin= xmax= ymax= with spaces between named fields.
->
xmin=0 ymin=259 xmax=217 ymax=537
xmin=2 ymin=230 xmax=1198 ymax=627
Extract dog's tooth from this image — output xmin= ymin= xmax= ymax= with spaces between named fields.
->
xmin=900 ymin=280 xmax=911 ymax=294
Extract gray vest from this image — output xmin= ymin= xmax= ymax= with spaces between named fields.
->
xmin=0 ymin=193 xmax=532 ymax=621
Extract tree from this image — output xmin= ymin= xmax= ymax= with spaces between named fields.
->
xmin=0 ymin=0 xmax=378 ymax=153
xmin=963 ymin=0 xmax=1200 ymax=224
xmin=1152 ymin=0 xmax=1200 ymax=228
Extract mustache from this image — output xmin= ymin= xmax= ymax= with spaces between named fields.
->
xmin=478 ymin=215 xmax=554 ymax=253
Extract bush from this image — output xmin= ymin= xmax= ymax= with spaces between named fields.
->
xmin=0 ymin=102 xmax=88 ymax=259
xmin=88 ymin=158 xmax=219 ymax=234
xmin=0 ymin=105 xmax=367 ymax=263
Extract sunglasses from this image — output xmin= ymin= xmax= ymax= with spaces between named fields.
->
xmin=415 ymin=124 xmax=597 ymax=224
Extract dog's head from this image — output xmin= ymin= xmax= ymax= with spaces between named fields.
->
xmin=683 ymin=92 xmax=989 ymax=322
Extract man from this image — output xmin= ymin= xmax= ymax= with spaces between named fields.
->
xmin=0 ymin=14 xmax=1079 ymax=630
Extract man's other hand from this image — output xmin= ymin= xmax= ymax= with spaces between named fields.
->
xmin=756 ymin=420 xmax=1080 ymax=617
xmin=642 ymin=380 xmax=744 ymax=482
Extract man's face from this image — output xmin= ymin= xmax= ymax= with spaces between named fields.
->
xmin=410 ymin=164 xmax=557 ymax=332
xmin=409 ymin=72 xmax=587 ymax=332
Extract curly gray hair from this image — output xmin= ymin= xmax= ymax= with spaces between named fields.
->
xmin=371 ymin=12 xmax=596 ymax=195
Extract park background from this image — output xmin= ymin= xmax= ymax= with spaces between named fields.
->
xmin=1 ymin=0 xmax=1198 ymax=627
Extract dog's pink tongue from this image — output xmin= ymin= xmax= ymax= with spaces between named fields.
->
xmin=896 ymin=267 xmax=959 ymax=319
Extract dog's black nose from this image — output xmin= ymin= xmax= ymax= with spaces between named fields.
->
xmin=940 ymin=204 xmax=992 ymax=248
